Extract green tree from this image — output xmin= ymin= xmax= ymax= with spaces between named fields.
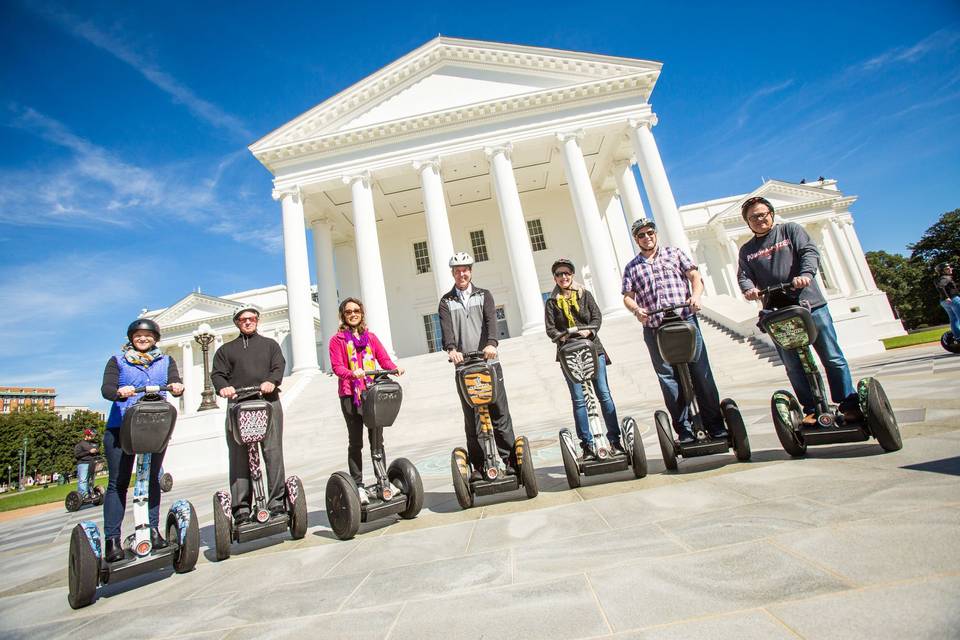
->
xmin=865 ymin=250 xmax=927 ymax=328
xmin=0 ymin=408 xmax=104 ymax=482
xmin=908 ymin=208 xmax=960 ymax=328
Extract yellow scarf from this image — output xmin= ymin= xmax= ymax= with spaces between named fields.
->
xmin=556 ymin=290 xmax=580 ymax=328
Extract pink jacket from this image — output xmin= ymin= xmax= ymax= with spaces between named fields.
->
xmin=328 ymin=331 xmax=397 ymax=397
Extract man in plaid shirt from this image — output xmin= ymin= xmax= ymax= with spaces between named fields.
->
xmin=622 ymin=219 xmax=725 ymax=443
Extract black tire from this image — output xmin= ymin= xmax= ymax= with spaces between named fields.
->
xmin=771 ymin=391 xmax=807 ymax=457
xmin=325 ymin=472 xmax=361 ymax=540
xmin=388 ymin=458 xmax=423 ymax=520
xmin=212 ymin=493 xmax=232 ymax=562
xmin=516 ymin=436 xmax=538 ymax=499
xmin=92 ymin=486 xmax=105 ymax=506
xmin=941 ymin=332 xmax=960 ymax=354
xmin=559 ymin=429 xmax=581 ymax=489
xmin=451 ymin=447 xmax=474 ymax=510
xmin=160 ymin=472 xmax=174 ymax=493
xmin=65 ymin=491 xmax=82 ymax=513
xmin=67 ymin=524 xmax=99 ymax=609
xmin=722 ymin=399 xmax=752 ymax=462
xmin=168 ymin=503 xmax=199 ymax=573
xmin=288 ymin=477 xmax=308 ymax=539
xmin=862 ymin=378 xmax=903 ymax=452
xmin=625 ymin=418 xmax=647 ymax=478
xmin=654 ymin=410 xmax=678 ymax=471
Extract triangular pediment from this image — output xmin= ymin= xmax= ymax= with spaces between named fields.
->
xmin=712 ymin=179 xmax=848 ymax=225
xmin=150 ymin=293 xmax=245 ymax=327
xmin=250 ymin=37 xmax=661 ymax=157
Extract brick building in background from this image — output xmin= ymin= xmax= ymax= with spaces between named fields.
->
xmin=0 ymin=387 xmax=56 ymax=414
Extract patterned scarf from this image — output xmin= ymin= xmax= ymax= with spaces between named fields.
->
xmin=555 ymin=288 xmax=581 ymax=329
xmin=342 ymin=330 xmax=376 ymax=407
xmin=122 ymin=344 xmax=163 ymax=368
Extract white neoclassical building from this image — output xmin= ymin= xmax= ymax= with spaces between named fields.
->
xmin=146 ymin=37 xmax=902 ymax=406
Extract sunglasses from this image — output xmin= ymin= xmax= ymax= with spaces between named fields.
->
xmin=553 ymin=270 xmax=573 ymax=278
xmin=236 ymin=316 xmax=259 ymax=324
xmin=344 ymin=309 xmax=362 ymax=317
xmin=634 ymin=230 xmax=656 ymax=239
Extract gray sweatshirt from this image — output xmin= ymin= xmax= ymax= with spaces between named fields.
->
xmin=737 ymin=222 xmax=826 ymax=309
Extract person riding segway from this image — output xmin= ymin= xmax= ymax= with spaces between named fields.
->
xmin=934 ymin=263 xmax=960 ymax=354
xmin=440 ymin=253 xmax=538 ymax=508
xmin=66 ymin=429 xmax=104 ymax=512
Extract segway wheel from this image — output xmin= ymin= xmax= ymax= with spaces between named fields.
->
xmin=625 ymin=418 xmax=647 ymax=478
xmin=559 ymin=429 xmax=581 ymax=489
xmin=93 ymin=485 xmax=105 ymax=506
xmin=287 ymin=477 xmax=308 ymax=540
xmin=160 ymin=472 xmax=174 ymax=493
xmin=168 ymin=502 xmax=199 ymax=574
xmin=67 ymin=524 xmax=99 ymax=609
xmin=212 ymin=492 xmax=232 ymax=562
xmin=721 ymin=399 xmax=752 ymax=462
xmin=771 ymin=391 xmax=807 ymax=457
xmin=388 ymin=458 xmax=424 ymax=520
xmin=516 ymin=436 xmax=539 ymax=499
xmin=654 ymin=411 xmax=678 ymax=471
xmin=451 ymin=448 xmax=474 ymax=510
xmin=861 ymin=378 xmax=903 ymax=452
xmin=325 ymin=472 xmax=361 ymax=540
xmin=941 ymin=332 xmax=960 ymax=354
xmin=65 ymin=491 xmax=82 ymax=513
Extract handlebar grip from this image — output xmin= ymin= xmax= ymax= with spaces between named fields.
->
xmin=133 ymin=385 xmax=171 ymax=393
xmin=365 ymin=369 xmax=399 ymax=376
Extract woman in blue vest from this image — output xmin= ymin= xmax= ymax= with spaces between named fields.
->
xmin=99 ymin=319 xmax=184 ymax=562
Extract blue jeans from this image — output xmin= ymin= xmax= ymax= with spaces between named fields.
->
xmin=103 ymin=428 xmax=165 ymax=539
xmin=642 ymin=317 xmax=724 ymax=437
xmin=940 ymin=296 xmax=960 ymax=338
xmin=775 ymin=304 xmax=856 ymax=415
xmin=76 ymin=463 xmax=91 ymax=497
xmin=565 ymin=354 xmax=621 ymax=446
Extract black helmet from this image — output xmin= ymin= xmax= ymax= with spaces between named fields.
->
xmin=551 ymin=258 xmax=575 ymax=275
xmin=127 ymin=318 xmax=160 ymax=342
xmin=936 ymin=262 xmax=953 ymax=274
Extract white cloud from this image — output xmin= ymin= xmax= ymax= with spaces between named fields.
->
xmin=861 ymin=29 xmax=960 ymax=72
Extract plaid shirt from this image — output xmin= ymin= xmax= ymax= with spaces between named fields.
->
xmin=621 ymin=246 xmax=697 ymax=328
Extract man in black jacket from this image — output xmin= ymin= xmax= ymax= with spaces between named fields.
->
xmin=74 ymin=429 xmax=99 ymax=498
xmin=935 ymin=263 xmax=960 ymax=340
xmin=438 ymin=252 xmax=517 ymax=480
xmin=211 ymin=307 xmax=287 ymax=524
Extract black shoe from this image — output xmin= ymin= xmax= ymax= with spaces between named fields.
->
xmin=677 ymin=431 xmax=696 ymax=445
xmin=610 ymin=441 xmax=627 ymax=456
xmin=269 ymin=505 xmax=287 ymax=518
xmin=504 ymin=465 xmax=517 ymax=476
xmin=708 ymin=428 xmax=729 ymax=440
xmin=105 ymin=537 xmax=125 ymax=563
xmin=469 ymin=470 xmax=483 ymax=482
xmin=233 ymin=512 xmax=250 ymax=528
xmin=580 ymin=443 xmax=598 ymax=461
xmin=150 ymin=527 xmax=168 ymax=550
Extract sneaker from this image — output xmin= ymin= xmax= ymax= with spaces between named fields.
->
xmin=357 ymin=486 xmax=370 ymax=505
xmin=504 ymin=465 xmax=517 ymax=477
xmin=610 ymin=441 xmax=627 ymax=456
xmin=269 ymin=505 xmax=287 ymax=518
xmin=801 ymin=413 xmax=817 ymax=427
xmin=150 ymin=527 xmax=168 ymax=550
xmin=233 ymin=512 xmax=251 ymax=527
xmin=580 ymin=443 xmax=598 ymax=461
xmin=708 ymin=427 xmax=729 ymax=440
xmin=105 ymin=536 xmax=125 ymax=563
xmin=676 ymin=430 xmax=696 ymax=445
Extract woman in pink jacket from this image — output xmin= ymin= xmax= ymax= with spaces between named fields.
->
xmin=329 ymin=298 xmax=404 ymax=492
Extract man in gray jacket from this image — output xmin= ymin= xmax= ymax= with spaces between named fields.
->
xmin=737 ymin=196 xmax=861 ymax=425
xmin=438 ymin=252 xmax=517 ymax=480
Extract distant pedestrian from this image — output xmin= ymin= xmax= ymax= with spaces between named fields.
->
xmin=934 ymin=263 xmax=960 ymax=340
xmin=74 ymin=429 xmax=99 ymax=498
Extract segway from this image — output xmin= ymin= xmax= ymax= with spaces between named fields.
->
xmin=450 ymin=352 xmax=538 ymax=509
xmin=65 ymin=459 xmax=104 ymax=512
xmin=649 ymin=304 xmax=751 ymax=471
xmin=67 ymin=385 xmax=200 ymax=609
xmin=553 ymin=326 xmax=646 ymax=488
xmin=940 ymin=331 xmax=960 ymax=354
xmin=325 ymin=370 xmax=424 ymax=540
xmin=212 ymin=386 xmax=307 ymax=561
xmin=759 ymin=283 xmax=903 ymax=456
xmin=159 ymin=467 xmax=173 ymax=493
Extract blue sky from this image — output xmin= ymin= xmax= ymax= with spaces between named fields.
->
xmin=2 ymin=1 xmax=959 ymax=408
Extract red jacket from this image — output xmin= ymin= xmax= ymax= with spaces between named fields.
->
xmin=328 ymin=331 xmax=397 ymax=397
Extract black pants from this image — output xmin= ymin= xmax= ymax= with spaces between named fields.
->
xmin=457 ymin=362 xmax=517 ymax=471
xmin=225 ymin=398 xmax=286 ymax=515
xmin=103 ymin=428 xmax=165 ymax=539
xmin=340 ymin=395 xmax=384 ymax=486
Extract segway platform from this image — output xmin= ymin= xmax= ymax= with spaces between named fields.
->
xmin=676 ymin=438 xmax=731 ymax=458
xmin=472 ymin=475 xmax=520 ymax=496
xmin=361 ymin=494 xmax=409 ymax=522
xmin=235 ymin=513 xmax=290 ymax=543
xmin=798 ymin=422 xmax=869 ymax=446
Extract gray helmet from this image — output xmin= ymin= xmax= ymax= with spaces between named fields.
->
xmin=551 ymin=258 xmax=575 ymax=275
xmin=127 ymin=318 xmax=160 ymax=342
xmin=631 ymin=218 xmax=656 ymax=236
xmin=449 ymin=252 xmax=475 ymax=267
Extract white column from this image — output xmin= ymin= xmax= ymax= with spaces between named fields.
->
xmin=485 ymin=144 xmax=544 ymax=334
xmin=839 ymin=216 xmax=877 ymax=290
xmin=414 ymin=158 xmax=455 ymax=298
xmin=613 ymin=160 xmax=647 ymax=253
xmin=274 ymin=188 xmax=320 ymax=372
xmin=180 ymin=341 xmax=195 ymax=414
xmin=627 ymin=118 xmax=692 ymax=256
xmin=345 ymin=173 xmax=395 ymax=353
xmin=556 ymin=131 xmax=625 ymax=315
xmin=694 ymin=242 xmax=717 ymax=296
xmin=817 ymin=222 xmax=851 ymax=294
xmin=311 ymin=217 xmax=340 ymax=368
xmin=830 ymin=218 xmax=866 ymax=292
xmin=604 ymin=194 xmax=635 ymax=277
xmin=725 ymin=236 xmax=742 ymax=296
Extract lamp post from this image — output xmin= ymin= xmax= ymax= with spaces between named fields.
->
xmin=192 ymin=323 xmax=220 ymax=411
xmin=6 ymin=465 xmax=10 ymax=490
xmin=19 ymin=437 xmax=27 ymax=491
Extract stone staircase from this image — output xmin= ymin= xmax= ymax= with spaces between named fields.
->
xmin=698 ymin=314 xmax=783 ymax=366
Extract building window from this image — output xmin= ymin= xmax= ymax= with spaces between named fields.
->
xmin=527 ymin=219 xmax=547 ymax=252
xmin=413 ymin=241 xmax=431 ymax=274
xmin=423 ymin=313 xmax=443 ymax=353
xmin=470 ymin=230 xmax=489 ymax=262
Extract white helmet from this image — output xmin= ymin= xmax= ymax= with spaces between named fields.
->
xmin=449 ymin=252 xmax=475 ymax=267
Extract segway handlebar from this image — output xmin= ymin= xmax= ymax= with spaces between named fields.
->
xmin=132 ymin=384 xmax=174 ymax=393
xmin=757 ymin=282 xmax=797 ymax=296
xmin=364 ymin=369 xmax=398 ymax=377
xmin=645 ymin=302 xmax=691 ymax=316
xmin=552 ymin=325 xmax=599 ymax=343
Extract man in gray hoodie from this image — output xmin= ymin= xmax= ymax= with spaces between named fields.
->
xmin=737 ymin=196 xmax=861 ymax=425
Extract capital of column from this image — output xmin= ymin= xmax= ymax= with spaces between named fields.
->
xmin=626 ymin=115 xmax=658 ymax=132
xmin=271 ymin=185 xmax=303 ymax=202
xmin=612 ymin=158 xmax=637 ymax=171
xmin=555 ymin=130 xmax=585 ymax=146
xmin=483 ymin=143 xmax=513 ymax=161
xmin=342 ymin=172 xmax=372 ymax=189
xmin=412 ymin=157 xmax=442 ymax=174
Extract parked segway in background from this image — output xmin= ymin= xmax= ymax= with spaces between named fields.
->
xmin=326 ymin=370 xmax=423 ymax=540
xmin=554 ymin=325 xmax=646 ymax=488
xmin=940 ymin=331 xmax=960 ymax=354
xmin=212 ymin=386 xmax=307 ymax=560
xmin=759 ymin=283 xmax=902 ymax=456
xmin=65 ymin=459 xmax=104 ymax=512
xmin=67 ymin=385 xmax=199 ymax=609
xmin=450 ymin=352 xmax=538 ymax=509
xmin=650 ymin=304 xmax=751 ymax=471
xmin=159 ymin=467 xmax=173 ymax=493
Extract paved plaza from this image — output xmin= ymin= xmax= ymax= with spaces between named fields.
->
xmin=1 ymin=344 xmax=958 ymax=639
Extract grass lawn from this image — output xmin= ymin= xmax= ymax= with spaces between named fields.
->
xmin=883 ymin=325 xmax=949 ymax=350
xmin=0 ymin=475 xmax=112 ymax=513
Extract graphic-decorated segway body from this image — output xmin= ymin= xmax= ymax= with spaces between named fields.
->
xmin=759 ymin=284 xmax=902 ymax=456
xmin=650 ymin=305 xmax=751 ymax=471
xmin=450 ymin=352 xmax=538 ymax=509
xmin=159 ymin=467 xmax=173 ymax=493
xmin=212 ymin=387 xmax=307 ymax=561
xmin=941 ymin=331 xmax=960 ymax=354
xmin=554 ymin=326 xmax=646 ymax=488
xmin=67 ymin=385 xmax=200 ymax=609
xmin=65 ymin=458 xmax=104 ymax=512
xmin=326 ymin=370 xmax=424 ymax=540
